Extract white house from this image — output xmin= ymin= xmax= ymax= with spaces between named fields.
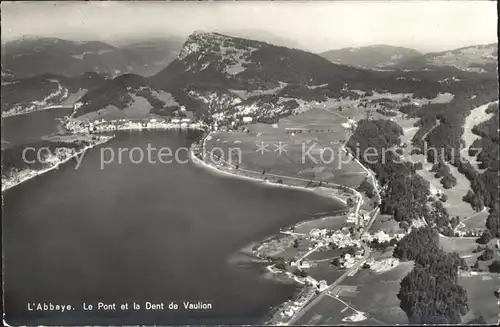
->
xmin=242 ymin=116 xmax=253 ymax=123
xmin=305 ymin=276 xmax=318 ymax=286
xmin=318 ymin=280 xmax=328 ymax=292
xmin=373 ymin=230 xmax=392 ymax=243
xmin=309 ymin=229 xmax=328 ymax=239
xmin=298 ymin=261 xmax=311 ymax=269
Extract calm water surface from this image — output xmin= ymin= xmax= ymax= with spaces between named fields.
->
xmin=1 ymin=107 xmax=73 ymax=149
xmin=3 ymin=130 xmax=343 ymax=325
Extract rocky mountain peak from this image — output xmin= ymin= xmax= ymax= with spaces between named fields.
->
xmin=178 ymin=31 xmax=258 ymax=61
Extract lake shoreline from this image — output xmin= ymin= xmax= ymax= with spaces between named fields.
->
xmin=189 ymin=130 xmax=357 ymax=325
xmin=2 ymin=122 xmax=207 ymax=192
xmin=1 ymin=135 xmax=114 ymax=192
xmin=1 ymin=105 xmax=73 ymax=118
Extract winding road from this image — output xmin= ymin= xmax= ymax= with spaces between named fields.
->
xmin=286 ymin=242 xmax=370 ymax=325
xmin=201 ymin=113 xmax=382 ymax=326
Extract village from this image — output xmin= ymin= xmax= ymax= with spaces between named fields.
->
xmin=62 ymin=116 xmax=206 ymax=134
xmin=253 ymin=197 xmax=406 ymax=322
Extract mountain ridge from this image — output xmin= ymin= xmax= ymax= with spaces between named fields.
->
xmin=1 ymin=36 xmax=184 ymax=78
xmin=320 ymin=45 xmax=422 ymax=69
xmin=71 ymin=32 xmax=484 ymax=124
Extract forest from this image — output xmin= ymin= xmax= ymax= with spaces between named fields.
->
xmin=405 ymin=83 xmax=499 ymax=239
xmin=347 ymin=119 xmax=439 ymax=228
xmin=393 ymin=227 xmax=469 ymax=324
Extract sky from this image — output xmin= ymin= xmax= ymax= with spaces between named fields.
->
xmin=1 ymin=1 xmax=497 ymax=53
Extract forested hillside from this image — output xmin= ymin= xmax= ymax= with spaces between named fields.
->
xmin=393 ymin=227 xmax=468 ymax=324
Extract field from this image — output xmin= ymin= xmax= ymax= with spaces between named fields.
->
xmin=462 ymin=102 xmax=496 ymax=172
xmin=205 ymin=107 xmax=368 ymax=188
xmin=307 ymin=261 xmax=346 ymax=284
xmin=439 ymin=235 xmax=479 ymax=256
xmin=461 ymin=210 xmax=489 ymax=230
xmin=296 ymin=247 xmax=414 ymax=326
xmin=459 ymin=273 xmax=500 ymax=324
xmin=393 ymin=109 xmax=477 ymax=219
xmin=293 ymin=215 xmax=351 ymax=234
xmin=369 ymin=214 xmax=403 ymax=234
xmin=339 ymin=258 xmax=414 ymax=325
xmin=415 ymin=160 xmax=474 ymax=218
xmin=293 ymin=292 xmax=384 ymax=325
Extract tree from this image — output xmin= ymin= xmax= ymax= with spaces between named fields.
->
xmin=463 ymin=190 xmax=484 ymax=212
xmin=488 ymin=260 xmax=500 ymax=273
xmin=347 ymin=197 xmax=355 ymax=207
xmin=293 ymin=239 xmax=299 ymax=248
xmin=356 ymin=177 xmax=375 ymax=198
xmin=331 ymin=257 xmax=341 ymax=266
xmin=478 ymin=247 xmax=494 ymax=261
xmin=275 ymin=258 xmax=287 ymax=270
xmin=344 ymin=246 xmax=356 ymax=256
xmin=441 ymin=173 xmax=457 ymax=189
xmin=293 ymin=268 xmax=308 ymax=278
xmin=486 ymin=209 xmax=499 ymax=237
xmin=476 ymin=230 xmax=492 ymax=245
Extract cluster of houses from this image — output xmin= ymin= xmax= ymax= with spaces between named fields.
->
xmin=346 ymin=210 xmax=370 ymax=225
xmin=454 ymin=228 xmax=483 ymax=238
xmin=341 ymin=118 xmax=358 ymax=130
xmin=307 ymin=228 xmax=362 ymax=250
xmin=64 ymin=118 xmax=204 ymax=134
xmin=277 ymin=276 xmax=328 ymax=319
xmin=360 ymin=230 xmax=405 ymax=244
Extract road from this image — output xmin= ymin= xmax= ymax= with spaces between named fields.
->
xmin=287 ymin=243 xmax=370 ymax=325
xmin=286 ymin=164 xmax=380 ymax=326
xmin=203 ymin=133 xmax=365 ymax=223
xmin=203 ymin=118 xmax=383 ymax=326
xmin=365 ymin=207 xmax=380 ymax=231
xmin=326 ymin=294 xmax=389 ymax=325
xmin=453 ymin=207 xmax=488 ymax=234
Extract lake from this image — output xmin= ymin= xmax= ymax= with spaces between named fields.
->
xmin=2 ymin=130 xmax=344 ymax=325
xmin=1 ymin=107 xmax=73 ymax=149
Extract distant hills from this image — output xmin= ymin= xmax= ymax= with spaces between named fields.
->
xmin=70 ymin=32 xmax=480 ymax=123
xmin=320 ymin=45 xmax=422 ymax=69
xmin=2 ymin=32 xmax=497 ymax=121
xmin=1 ymin=36 xmax=184 ymax=79
xmin=393 ymin=43 xmax=498 ymax=74
xmin=1 ymin=72 xmax=107 ymax=117
xmin=320 ymin=43 xmax=498 ymax=74
xmin=72 ymin=31 xmax=382 ymax=121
